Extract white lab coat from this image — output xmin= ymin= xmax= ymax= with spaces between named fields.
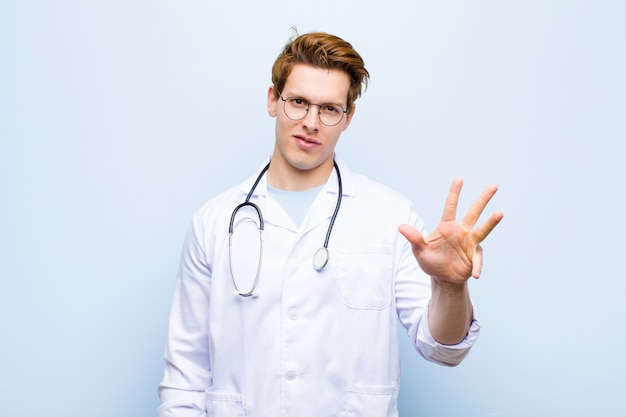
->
xmin=158 ymin=158 xmax=480 ymax=417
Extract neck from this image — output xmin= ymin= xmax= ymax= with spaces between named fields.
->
xmin=267 ymin=158 xmax=334 ymax=192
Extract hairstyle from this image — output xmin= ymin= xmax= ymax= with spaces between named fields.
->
xmin=271 ymin=30 xmax=369 ymax=114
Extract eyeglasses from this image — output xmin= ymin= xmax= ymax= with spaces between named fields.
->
xmin=278 ymin=92 xmax=348 ymax=127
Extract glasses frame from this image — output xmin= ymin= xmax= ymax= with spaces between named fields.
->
xmin=278 ymin=92 xmax=348 ymax=127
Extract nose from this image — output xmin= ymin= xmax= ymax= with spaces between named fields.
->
xmin=301 ymin=104 xmax=321 ymax=131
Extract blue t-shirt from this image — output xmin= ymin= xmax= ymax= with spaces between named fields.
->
xmin=267 ymin=184 xmax=325 ymax=228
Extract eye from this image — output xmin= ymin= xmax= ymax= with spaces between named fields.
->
xmin=322 ymin=104 xmax=340 ymax=115
xmin=289 ymin=98 xmax=308 ymax=108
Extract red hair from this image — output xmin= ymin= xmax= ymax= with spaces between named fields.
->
xmin=271 ymin=31 xmax=369 ymax=114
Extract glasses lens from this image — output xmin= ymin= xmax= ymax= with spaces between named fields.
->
xmin=318 ymin=104 xmax=344 ymax=126
xmin=284 ymin=98 xmax=308 ymax=120
xmin=283 ymin=97 xmax=345 ymax=126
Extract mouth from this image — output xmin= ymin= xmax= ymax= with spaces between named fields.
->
xmin=294 ymin=135 xmax=321 ymax=148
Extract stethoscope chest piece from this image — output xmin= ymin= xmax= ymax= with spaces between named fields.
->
xmin=313 ymin=247 xmax=329 ymax=271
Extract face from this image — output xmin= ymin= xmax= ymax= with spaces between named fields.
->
xmin=267 ymin=64 xmax=354 ymax=188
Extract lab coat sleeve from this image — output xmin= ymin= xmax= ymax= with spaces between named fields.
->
xmin=414 ymin=304 xmax=480 ymax=366
xmin=395 ymin=207 xmax=480 ymax=367
xmin=158 ymin=210 xmax=213 ymax=417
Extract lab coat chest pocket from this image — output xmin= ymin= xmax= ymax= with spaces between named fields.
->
xmin=336 ymin=245 xmax=393 ymax=309
xmin=205 ymin=390 xmax=246 ymax=417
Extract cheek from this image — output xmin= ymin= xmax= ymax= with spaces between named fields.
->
xmin=275 ymin=113 xmax=289 ymax=130
xmin=330 ymin=126 xmax=345 ymax=141
xmin=274 ymin=116 xmax=295 ymax=141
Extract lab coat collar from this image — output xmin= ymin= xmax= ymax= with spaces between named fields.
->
xmin=236 ymin=155 xmax=357 ymax=199
xmin=235 ymin=155 xmax=356 ymax=232
xmin=236 ymin=157 xmax=272 ymax=199
xmin=327 ymin=157 xmax=356 ymax=197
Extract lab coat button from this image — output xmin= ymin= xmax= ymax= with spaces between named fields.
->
xmin=288 ymin=308 xmax=299 ymax=320
xmin=285 ymin=371 xmax=297 ymax=381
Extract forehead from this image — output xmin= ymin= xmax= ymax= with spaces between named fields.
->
xmin=282 ymin=64 xmax=350 ymax=105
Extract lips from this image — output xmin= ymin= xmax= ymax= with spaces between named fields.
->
xmin=294 ymin=135 xmax=320 ymax=149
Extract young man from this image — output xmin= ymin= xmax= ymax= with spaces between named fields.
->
xmin=158 ymin=31 xmax=503 ymax=417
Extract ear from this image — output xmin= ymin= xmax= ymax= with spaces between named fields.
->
xmin=267 ymin=86 xmax=278 ymax=117
xmin=341 ymin=103 xmax=356 ymax=132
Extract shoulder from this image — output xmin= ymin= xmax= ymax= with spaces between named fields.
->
xmin=343 ymin=167 xmax=413 ymax=210
xmin=354 ymin=173 xmax=409 ymax=201
xmin=337 ymin=160 xmax=423 ymax=230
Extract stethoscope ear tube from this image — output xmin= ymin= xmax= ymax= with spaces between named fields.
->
xmin=228 ymin=163 xmax=269 ymax=299
xmin=229 ymin=201 xmax=264 ymax=234
xmin=228 ymin=210 xmax=263 ymax=297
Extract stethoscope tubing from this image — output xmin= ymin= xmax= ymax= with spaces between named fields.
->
xmin=323 ymin=160 xmax=342 ymax=249
xmin=228 ymin=160 xmax=342 ymax=296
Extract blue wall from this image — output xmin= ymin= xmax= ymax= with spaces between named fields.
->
xmin=1 ymin=1 xmax=625 ymax=416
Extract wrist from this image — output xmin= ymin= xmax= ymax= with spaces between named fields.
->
xmin=431 ymin=276 xmax=468 ymax=294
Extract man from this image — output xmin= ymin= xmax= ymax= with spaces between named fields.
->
xmin=158 ymin=31 xmax=503 ymax=417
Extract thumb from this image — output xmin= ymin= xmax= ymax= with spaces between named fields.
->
xmin=398 ymin=224 xmax=426 ymax=251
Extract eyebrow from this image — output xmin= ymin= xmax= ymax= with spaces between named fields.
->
xmin=283 ymin=91 xmax=346 ymax=107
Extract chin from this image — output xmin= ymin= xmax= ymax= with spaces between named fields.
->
xmin=291 ymin=157 xmax=331 ymax=173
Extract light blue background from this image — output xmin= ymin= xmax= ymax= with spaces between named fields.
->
xmin=1 ymin=1 xmax=625 ymax=416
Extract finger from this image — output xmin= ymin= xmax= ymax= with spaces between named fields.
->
xmin=471 ymin=245 xmax=483 ymax=278
xmin=441 ymin=177 xmax=463 ymax=222
xmin=471 ymin=210 xmax=504 ymax=243
xmin=398 ymin=224 xmax=426 ymax=251
xmin=463 ymin=183 xmax=499 ymax=227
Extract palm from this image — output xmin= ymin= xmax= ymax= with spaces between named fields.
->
xmin=399 ymin=178 xmax=503 ymax=283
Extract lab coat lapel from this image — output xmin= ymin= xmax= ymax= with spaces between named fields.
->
xmin=239 ymin=158 xmax=355 ymax=234
xmin=236 ymin=159 xmax=298 ymax=232
xmin=299 ymin=159 xmax=353 ymax=237
xmin=264 ymin=196 xmax=298 ymax=231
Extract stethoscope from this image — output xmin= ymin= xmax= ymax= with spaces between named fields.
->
xmin=228 ymin=160 xmax=343 ymax=297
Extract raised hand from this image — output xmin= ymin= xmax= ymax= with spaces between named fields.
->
xmin=399 ymin=178 xmax=503 ymax=284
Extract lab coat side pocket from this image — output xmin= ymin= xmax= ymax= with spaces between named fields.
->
xmin=336 ymin=246 xmax=393 ymax=310
xmin=205 ymin=390 xmax=246 ymax=417
xmin=341 ymin=382 xmax=398 ymax=417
